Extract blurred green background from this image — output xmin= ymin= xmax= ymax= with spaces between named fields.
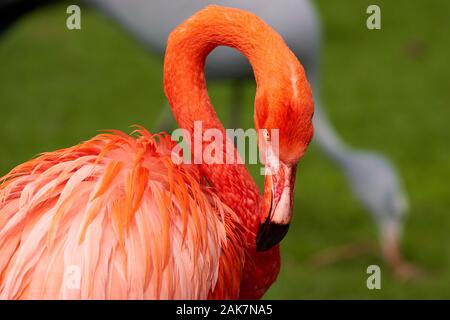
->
xmin=0 ymin=1 xmax=449 ymax=298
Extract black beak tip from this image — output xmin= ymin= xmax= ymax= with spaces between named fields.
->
xmin=256 ymin=222 xmax=290 ymax=252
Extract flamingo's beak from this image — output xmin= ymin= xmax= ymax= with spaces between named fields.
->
xmin=256 ymin=159 xmax=297 ymax=252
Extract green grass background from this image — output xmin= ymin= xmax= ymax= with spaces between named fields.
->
xmin=0 ymin=1 xmax=449 ymax=298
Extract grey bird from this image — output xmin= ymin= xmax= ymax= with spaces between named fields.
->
xmin=0 ymin=0 xmax=418 ymax=277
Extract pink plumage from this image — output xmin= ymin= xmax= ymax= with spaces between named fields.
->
xmin=0 ymin=128 xmax=244 ymax=299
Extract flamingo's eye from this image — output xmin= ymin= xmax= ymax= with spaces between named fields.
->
xmin=263 ymin=129 xmax=271 ymax=142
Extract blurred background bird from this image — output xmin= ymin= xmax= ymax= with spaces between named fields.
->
xmin=2 ymin=1 xmax=447 ymax=293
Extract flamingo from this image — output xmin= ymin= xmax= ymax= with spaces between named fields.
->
xmin=0 ymin=6 xmax=314 ymax=299
xmin=0 ymin=0 xmax=416 ymax=278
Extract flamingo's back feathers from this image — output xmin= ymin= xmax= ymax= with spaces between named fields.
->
xmin=0 ymin=128 xmax=245 ymax=299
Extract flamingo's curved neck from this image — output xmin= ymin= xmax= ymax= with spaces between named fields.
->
xmin=163 ymin=5 xmax=309 ymax=299
xmin=164 ymin=6 xmax=299 ymax=235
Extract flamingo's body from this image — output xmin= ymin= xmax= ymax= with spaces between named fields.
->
xmin=0 ymin=129 xmax=244 ymax=299
xmin=0 ymin=6 xmax=314 ymax=299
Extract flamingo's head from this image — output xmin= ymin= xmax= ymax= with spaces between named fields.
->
xmin=254 ymin=66 xmax=314 ymax=251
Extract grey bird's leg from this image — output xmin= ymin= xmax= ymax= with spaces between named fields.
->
xmin=229 ymin=78 xmax=245 ymax=129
